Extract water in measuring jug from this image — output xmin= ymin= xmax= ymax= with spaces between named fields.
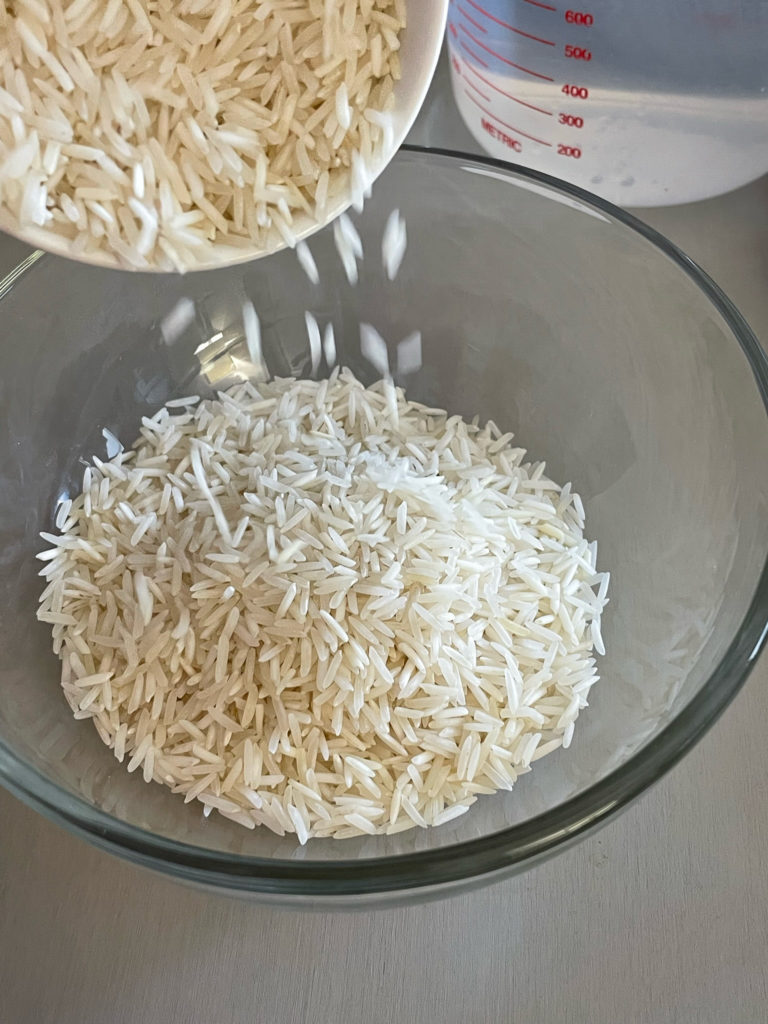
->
xmin=446 ymin=0 xmax=768 ymax=205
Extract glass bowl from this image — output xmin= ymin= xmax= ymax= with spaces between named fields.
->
xmin=0 ymin=148 xmax=766 ymax=906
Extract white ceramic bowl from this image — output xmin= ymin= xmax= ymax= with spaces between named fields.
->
xmin=0 ymin=0 xmax=449 ymax=272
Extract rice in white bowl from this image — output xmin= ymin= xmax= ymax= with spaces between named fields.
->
xmin=0 ymin=0 xmax=406 ymax=270
xmin=37 ymin=370 xmax=609 ymax=842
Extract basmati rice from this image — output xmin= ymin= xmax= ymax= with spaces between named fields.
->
xmin=242 ymin=301 xmax=263 ymax=371
xmin=323 ymin=321 xmax=337 ymax=369
xmin=382 ymin=207 xmax=407 ymax=281
xmin=304 ymin=311 xmax=322 ymax=375
xmin=360 ymin=322 xmax=390 ymax=378
xmin=0 ymin=1 xmax=405 ymax=270
xmin=396 ymin=330 xmax=422 ymax=376
xmin=38 ymin=368 xmax=608 ymax=843
xmin=295 ymin=241 xmax=320 ymax=287
xmin=334 ymin=213 xmax=362 ymax=285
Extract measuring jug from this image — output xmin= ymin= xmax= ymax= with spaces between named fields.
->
xmin=446 ymin=0 xmax=768 ymax=205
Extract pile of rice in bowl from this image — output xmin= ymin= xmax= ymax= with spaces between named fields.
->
xmin=37 ymin=369 xmax=609 ymax=843
xmin=0 ymin=0 xmax=405 ymax=269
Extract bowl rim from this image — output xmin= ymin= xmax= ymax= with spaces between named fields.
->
xmin=1 ymin=145 xmax=767 ymax=899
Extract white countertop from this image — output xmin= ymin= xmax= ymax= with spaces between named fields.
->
xmin=2 ymin=57 xmax=767 ymax=1024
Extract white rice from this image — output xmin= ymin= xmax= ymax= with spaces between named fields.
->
xmin=382 ymin=207 xmax=407 ymax=281
xmin=360 ymin=322 xmax=390 ymax=378
xmin=295 ymin=241 xmax=320 ymax=287
xmin=0 ymin=1 xmax=405 ymax=271
xmin=242 ymin=301 xmax=262 ymax=371
xmin=160 ymin=298 xmax=196 ymax=344
xmin=334 ymin=213 xmax=362 ymax=285
xmin=38 ymin=368 xmax=608 ymax=843
xmin=396 ymin=330 xmax=422 ymax=376
xmin=101 ymin=427 xmax=123 ymax=459
xmin=304 ymin=311 xmax=322 ymax=375
xmin=336 ymin=213 xmax=364 ymax=260
xmin=323 ymin=322 xmax=337 ymax=369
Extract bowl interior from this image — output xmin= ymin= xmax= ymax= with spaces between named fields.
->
xmin=0 ymin=150 xmax=766 ymax=878
xmin=0 ymin=1 xmax=449 ymax=272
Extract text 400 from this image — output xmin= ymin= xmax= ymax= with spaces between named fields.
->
xmin=561 ymin=84 xmax=589 ymax=99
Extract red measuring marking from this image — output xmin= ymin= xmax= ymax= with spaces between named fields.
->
xmin=459 ymin=24 xmax=555 ymax=80
xmin=461 ymin=53 xmax=553 ymax=115
xmin=522 ymin=0 xmax=557 ymax=11
xmin=465 ymin=92 xmax=553 ymax=145
xmin=464 ymin=0 xmax=556 ymax=45
xmin=463 ymin=78 xmax=492 ymax=104
xmin=459 ymin=38 xmax=490 ymax=68
xmin=458 ymin=4 xmax=488 ymax=33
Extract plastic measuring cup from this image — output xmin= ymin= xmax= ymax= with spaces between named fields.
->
xmin=446 ymin=0 xmax=768 ymax=206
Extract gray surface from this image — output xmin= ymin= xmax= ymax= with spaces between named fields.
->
xmin=2 ymin=58 xmax=768 ymax=1024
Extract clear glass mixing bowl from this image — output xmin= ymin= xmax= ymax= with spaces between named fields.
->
xmin=0 ymin=148 xmax=766 ymax=906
